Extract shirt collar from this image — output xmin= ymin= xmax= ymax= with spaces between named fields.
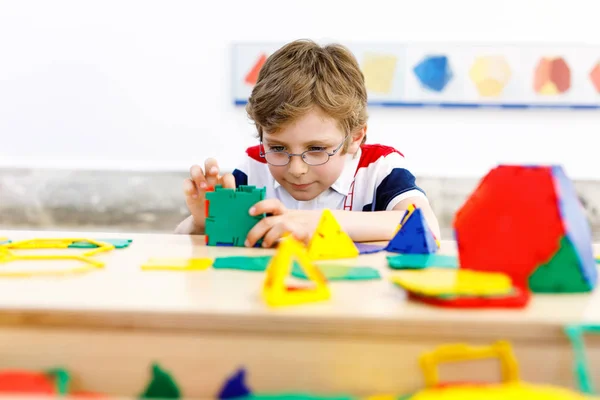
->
xmin=273 ymin=148 xmax=361 ymax=196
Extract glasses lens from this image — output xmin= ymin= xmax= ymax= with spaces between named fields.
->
xmin=265 ymin=152 xmax=290 ymax=166
xmin=303 ymin=151 xmax=329 ymax=166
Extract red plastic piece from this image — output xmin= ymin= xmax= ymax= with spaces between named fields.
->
xmin=453 ymin=166 xmax=565 ymax=289
xmin=0 ymin=371 xmax=55 ymax=394
xmin=408 ymin=287 xmax=531 ymax=309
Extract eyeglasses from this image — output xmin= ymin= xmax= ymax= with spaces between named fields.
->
xmin=259 ymin=137 xmax=346 ymax=166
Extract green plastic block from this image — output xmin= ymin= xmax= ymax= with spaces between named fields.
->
xmin=46 ymin=368 xmax=71 ymax=395
xmin=291 ymin=264 xmax=381 ymax=281
xmin=205 ymin=185 xmax=266 ymax=247
xmin=68 ymin=238 xmax=133 ymax=249
xmin=387 ymin=254 xmax=458 ymax=269
xmin=213 ymin=256 xmax=272 ymax=271
xmin=140 ymin=363 xmax=181 ymax=399
xmin=529 ymin=236 xmax=594 ymax=293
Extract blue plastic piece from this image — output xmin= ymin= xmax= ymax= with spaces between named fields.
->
xmin=354 ymin=242 xmax=386 ymax=255
xmin=385 ymin=209 xmax=438 ymax=254
xmin=413 ymin=55 xmax=453 ymax=92
xmin=551 ymin=166 xmax=597 ymax=290
xmin=218 ymin=368 xmax=252 ymax=399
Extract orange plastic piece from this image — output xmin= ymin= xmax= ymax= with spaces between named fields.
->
xmin=263 ymin=235 xmax=330 ymax=306
xmin=0 ymin=371 xmax=55 ymax=394
xmin=420 ymin=340 xmax=520 ymax=388
xmin=0 ymin=238 xmax=114 ymax=277
xmin=307 ymin=209 xmax=359 ymax=260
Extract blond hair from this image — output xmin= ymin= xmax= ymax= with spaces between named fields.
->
xmin=245 ymin=39 xmax=368 ymax=151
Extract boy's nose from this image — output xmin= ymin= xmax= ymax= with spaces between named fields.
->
xmin=287 ymin=155 xmax=309 ymax=176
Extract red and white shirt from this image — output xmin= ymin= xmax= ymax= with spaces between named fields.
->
xmin=231 ymin=144 xmax=426 ymax=211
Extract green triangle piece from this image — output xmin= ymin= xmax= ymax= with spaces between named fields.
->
xmin=69 ymin=239 xmax=133 ymax=249
xmin=213 ymin=256 xmax=272 ymax=271
xmin=140 ymin=363 xmax=181 ymax=399
xmin=291 ymin=264 xmax=380 ymax=281
xmin=46 ymin=368 xmax=71 ymax=395
xmin=387 ymin=254 xmax=458 ymax=269
xmin=529 ymin=236 xmax=593 ymax=293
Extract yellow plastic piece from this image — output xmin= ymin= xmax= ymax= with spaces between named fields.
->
xmin=141 ymin=258 xmax=213 ymax=271
xmin=420 ymin=340 xmax=519 ymax=388
xmin=307 ymin=209 xmax=359 ymax=260
xmin=0 ymin=238 xmax=114 ymax=277
xmin=410 ymin=382 xmax=589 ymax=400
xmin=391 ymin=268 xmax=513 ymax=297
xmin=263 ymin=235 xmax=330 ymax=307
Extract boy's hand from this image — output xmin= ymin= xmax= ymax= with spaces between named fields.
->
xmin=245 ymin=199 xmax=320 ymax=248
xmin=183 ymin=158 xmax=235 ymax=233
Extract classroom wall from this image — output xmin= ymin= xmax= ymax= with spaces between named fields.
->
xmin=1 ymin=0 xmax=599 ymax=179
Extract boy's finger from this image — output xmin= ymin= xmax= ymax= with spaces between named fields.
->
xmin=204 ymin=158 xmax=220 ymax=188
xmin=245 ymin=215 xmax=279 ymax=247
xmin=183 ymin=178 xmax=198 ymax=199
xmin=221 ymin=173 xmax=236 ymax=189
xmin=190 ymin=165 xmax=208 ymax=190
xmin=249 ymin=199 xmax=286 ymax=216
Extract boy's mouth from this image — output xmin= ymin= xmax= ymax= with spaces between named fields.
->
xmin=289 ymin=182 xmax=313 ymax=190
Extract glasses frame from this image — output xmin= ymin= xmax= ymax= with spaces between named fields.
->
xmin=259 ymin=136 xmax=347 ymax=167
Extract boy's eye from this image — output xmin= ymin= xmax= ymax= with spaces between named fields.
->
xmin=269 ymin=146 xmax=285 ymax=152
xmin=308 ymin=146 xmax=326 ymax=151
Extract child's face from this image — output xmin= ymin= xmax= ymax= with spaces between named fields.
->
xmin=262 ymin=108 xmax=359 ymax=202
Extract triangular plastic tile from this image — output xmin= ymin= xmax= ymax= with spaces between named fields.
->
xmin=307 ymin=209 xmax=359 ymax=260
xmin=263 ymin=236 xmax=330 ymax=306
xmin=386 ymin=209 xmax=438 ymax=254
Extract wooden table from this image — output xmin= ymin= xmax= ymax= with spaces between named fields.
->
xmin=0 ymin=229 xmax=599 ymax=398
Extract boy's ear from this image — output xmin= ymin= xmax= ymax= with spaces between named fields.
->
xmin=347 ymin=125 xmax=367 ymax=154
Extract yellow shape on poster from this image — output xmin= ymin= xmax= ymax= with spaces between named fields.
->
xmin=141 ymin=258 xmax=213 ymax=271
xmin=390 ymin=268 xmax=513 ymax=297
xmin=469 ymin=56 xmax=511 ymax=97
xmin=361 ymin=52 xmax=398 ymax=94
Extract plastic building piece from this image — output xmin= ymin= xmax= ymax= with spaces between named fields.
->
xmin=453 ymin=165 xmax=596 ymax=293
xmin=263 ymin=235 xmax=330 ymax=306
xmin=408 ymin=287 xmax=531 ymax=309
xmin=245 ymin=395 xmax=354 ymax=400
xmin=205 ymin=185 xmax=266 ymax=247
xmin=307 ymin=209 xmax=359 ymax=260
xmin=529 ymin=236 xmax=594 ymax=292
xmin=408 ymin=381 xmax=587 ymax=399
xmin=413 ymin=55 xmax=453 ymax=92
xmin=69 ymin=238 xmax=132 ymax=249
xmin=419 ymin=340 xmax=519 ymax=388
xmin=564 ymin=324 xmax=600 ymax=394
xmin=354 ymin=242 xmax=387 ymax=255
xmin=140 ymin=363 xmax=181 ymax=399
xmin=469 ymin=56 xmax=512 ymax=97
xmin=218 ymin=368 xmax=252 ymax=399
xmin=292 ymin=263 xmax=381 ymax=281
xmin=141 ymin=258 xmax=213 ymax=271
xmin=0 ymin=371 xmax=55 ymax=394
xmin=46 ymin=368 xmax=71 ymax=395
xmin=386 ymin=209 xmax=438 ymax=254
xmin=213 ymin=256 xmax=273 ymax=272
xmin=534 ymin=57 xmax=571 ymax=95
xmin=390 ymin=268 xmax=513 ymax=297
xmin=387 ymin=254 xmax=458 ymax=269
xmin=0 ymin=238 xmax=114 ymax=277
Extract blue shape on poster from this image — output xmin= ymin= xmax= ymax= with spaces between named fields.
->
xmin=413 ymin=55 xmax=453 ymax=92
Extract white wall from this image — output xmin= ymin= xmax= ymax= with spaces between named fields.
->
xmin=1 ymin=0 xmax=599 ymax=179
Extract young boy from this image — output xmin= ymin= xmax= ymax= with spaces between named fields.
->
xmin=176 ymin=39 xmax=440 ymax=247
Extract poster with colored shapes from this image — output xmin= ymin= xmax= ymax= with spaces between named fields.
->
xmin=231 ymin=42 xmax=600 ymax=109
